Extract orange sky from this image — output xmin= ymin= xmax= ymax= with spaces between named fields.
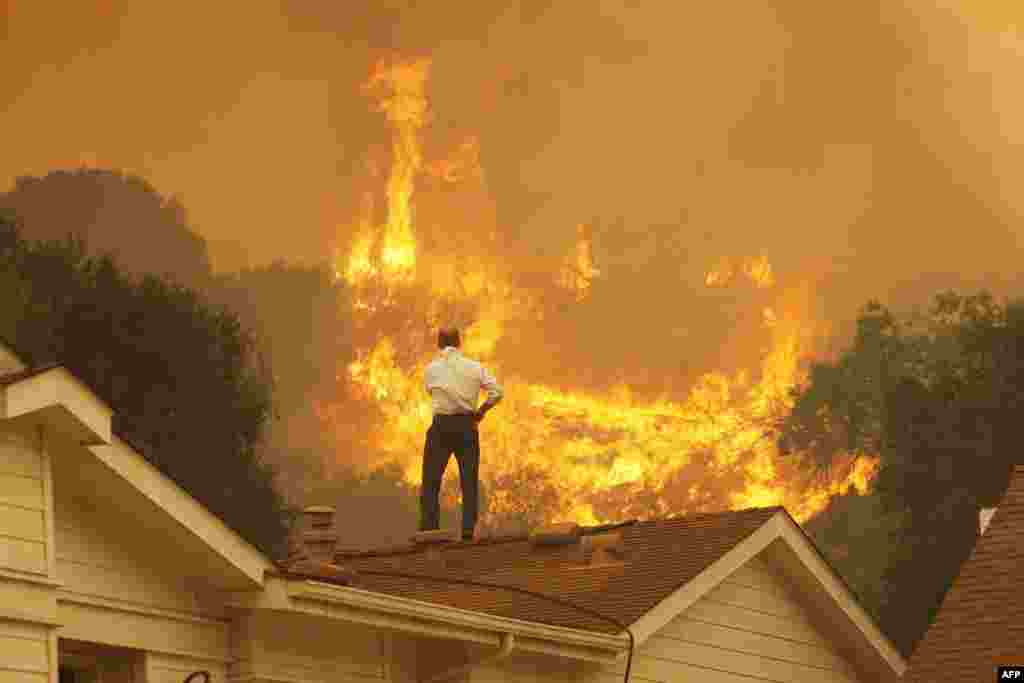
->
xmin=6 ymin=0 xmax=1024 ymax=533
xmin=2 ymin=0 xmax=1024 ymax=329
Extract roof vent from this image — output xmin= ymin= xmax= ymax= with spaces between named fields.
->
xmin=529 ymin=522 xmax=581 ymax=546
xmin=299 ymin=505 xmax=338 ymax=562
xmin=582 ymin=531 xmax=626 ymax=566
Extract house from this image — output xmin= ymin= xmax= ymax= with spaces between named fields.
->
xmin=0 ymin=338 xmax=907 ymax=682
xmin=903 ymin=463 xmax=1024 ymax=681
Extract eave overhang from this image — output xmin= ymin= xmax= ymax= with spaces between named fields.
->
xmin=1 ymin=365 xmax=112 ymax=445
xmin=225 ymin=574 xmax=629 ymax=665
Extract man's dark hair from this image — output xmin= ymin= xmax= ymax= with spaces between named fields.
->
xmin=438 ymin=327 xmax=461 ymax=349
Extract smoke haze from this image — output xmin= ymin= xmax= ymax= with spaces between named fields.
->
xmin=4 ymin=1 xmax=1020 ymax=311
xmin=4 ymin=1 xmax=1024 ymax=520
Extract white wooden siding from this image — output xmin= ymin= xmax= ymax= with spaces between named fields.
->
xmin=54 ymin=484 xmax=217 ymax=615
xmin=0 ymin=432 xmax=47 ymax=576
xmin=52 ymin=481 xmax=230 ymax=663
xmin=0 ymin=475 xmax=44 ymax=511
xmin=580 ymin=556 xmax=865 ymax=683
xmin=0 ymin=620 xmax=51 ymax=683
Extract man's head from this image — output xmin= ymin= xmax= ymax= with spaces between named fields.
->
xmin=438 ymin=326 xmax=461 ymax=349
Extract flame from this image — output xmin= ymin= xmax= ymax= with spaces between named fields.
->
xmin=343 ymin=57 xmax=430 ymax=292
xmin=705 ymin=255 xmax=775 ymax=289
xmin=426 ymin=136 xmax=482 ymax=184
xmin=558 ymin=224 xmax=600 ymax=301
xmin=326 ymin=56 xmax=878 ymax=533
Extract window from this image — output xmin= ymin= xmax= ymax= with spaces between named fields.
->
xmin=58 ymin=640 xmax=138 ymax=683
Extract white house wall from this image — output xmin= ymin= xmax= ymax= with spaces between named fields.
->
xmin=51 ymin=441 xmax=232 ymax=675
xmin=0 ymin=620 xmax=51 ymax=683
xmin=53 ymin=492 xmax=225 ymax=617
xmin=0 ymin=428 xmax=50 ymax=577
xmin=580 ymin=556 xmax=864 ymax=683
xmin=0 ymin=425 xmax=59 ymax=683
xmin=232 ymin=611 xmax=392 ymax=683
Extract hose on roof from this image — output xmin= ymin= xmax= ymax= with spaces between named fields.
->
xmin=352 ymin=568 xmax=635 ymax=683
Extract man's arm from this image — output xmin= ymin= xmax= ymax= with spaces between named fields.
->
xmin=424 ymin=363 xmax=442 ymax=399
xmin=475 ymin=365 xmax=503 ymax=421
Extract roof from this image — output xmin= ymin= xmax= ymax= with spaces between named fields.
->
xmin=0 ymin=364 xmax=146 ymax=453
xmin=904 ymin=464 xmax=1024 ymax=681
xmin=281 ymin=506 xmax=782 ymax=634
xmin=0 ymin=362 xmax=61 ymax=385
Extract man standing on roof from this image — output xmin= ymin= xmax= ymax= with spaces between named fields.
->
xmin=420 ymin=326 xmax=504 ymax=542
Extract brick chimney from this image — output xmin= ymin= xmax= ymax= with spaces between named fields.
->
xmin=298 ymin=505 xmax=338 ymax=562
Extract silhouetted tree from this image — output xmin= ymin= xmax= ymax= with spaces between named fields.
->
xmin=0 ymin=214 xmax=288 ymax=557
xmin=0 ymin=168 xmax=211 ymax=287
xmin=803 ymin=489 xmax=903 ymax=626
xmin=777 ymin=291 xmax=1024 ymax=655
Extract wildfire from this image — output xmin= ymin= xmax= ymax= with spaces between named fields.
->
xmin=705 ymin=255 xmax=775 ymax=289
xmin=426 ymin=136 xmax=482 ymax=184
xmin=558 ymin=224 xmax=600 ymax=301
xmin=343 ymin=57 xmax=430 ymax=291
xmin=328 ymin=56 xmax=878 ymax=533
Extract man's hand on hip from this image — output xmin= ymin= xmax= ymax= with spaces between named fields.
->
xmin=474 ymin=403 xmax=493 ymax=423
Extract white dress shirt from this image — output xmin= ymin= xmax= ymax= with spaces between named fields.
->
xmin=424 ymin=347 xmax=504 ymax=416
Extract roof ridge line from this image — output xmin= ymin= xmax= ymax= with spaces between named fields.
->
xmin=335 ymin=508 xmax=784 ymax=559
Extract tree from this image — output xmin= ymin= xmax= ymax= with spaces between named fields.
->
xmin=0 ymin=214 xmax=289 ymax=557
xmin=0 ymin=168 xmax=212 ymax=288
xmin=776 ymin=290 xmax=1024 ymax=655
xmin=803 ymin=489 xmax=903 ymax=625
xmin=205 ymin=262 xmax=356 ymax=501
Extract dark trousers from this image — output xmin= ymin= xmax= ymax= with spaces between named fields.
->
xmin=419 ymin=414 xmax=480 ymax=537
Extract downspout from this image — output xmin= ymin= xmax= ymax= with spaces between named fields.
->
xmin=422 ymin=632 xmax=516 ymax=683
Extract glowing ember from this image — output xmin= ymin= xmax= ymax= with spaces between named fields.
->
xmin=326 ymin=56 xmax=878 ymax=532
